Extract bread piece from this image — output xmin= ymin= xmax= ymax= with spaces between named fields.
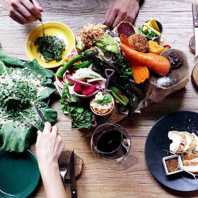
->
xmin=168 ymin=131 xmax=197 ymax=154
xmin=182 ymin=154 xmax=198 ymax=173
xmin=168 ymin=131 xmax=187 ymax=154
xmin=180 ymin=132 xmax=197 ymax=153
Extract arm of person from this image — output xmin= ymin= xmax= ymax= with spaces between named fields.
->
xmin=103 ymin=0 xmax=140 ymax=28
xmin=36 ymin=122 xmax=68 ymax=198
xmin=3 ymin=0 xmax=43 ymax=24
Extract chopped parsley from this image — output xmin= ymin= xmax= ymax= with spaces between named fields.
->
xmin=35 ymin=35 xmax=66 ymax=62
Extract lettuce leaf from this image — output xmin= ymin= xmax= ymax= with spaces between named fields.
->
xmin=0 ymin=49 xmax=57 ymax=152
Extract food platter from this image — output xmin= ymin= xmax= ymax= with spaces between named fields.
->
xmin=25 ymin=22 xmax=76 ymax=68
xmin=145 ymin=111 xmax=198 ymax=192
xmin=0 ymin=149 xmax=40 ymax=198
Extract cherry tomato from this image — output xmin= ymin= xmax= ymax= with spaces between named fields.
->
xmin=163 ymin=45 xmax=171 ymax=49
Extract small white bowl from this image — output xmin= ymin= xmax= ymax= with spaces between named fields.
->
xmin=162 ymin=155 xmax=183 ymax=176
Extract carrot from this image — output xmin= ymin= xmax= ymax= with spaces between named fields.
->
xmin=131 ymin=62 xmax=150 ymax=84
xmin=120 ymin=35 xmax=131 ymax=48
xmin=120 ymin=44 xmax=171 ymax=76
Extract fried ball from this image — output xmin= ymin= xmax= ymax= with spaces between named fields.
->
xmin=128 ymin=34 xmax=148 ymax=53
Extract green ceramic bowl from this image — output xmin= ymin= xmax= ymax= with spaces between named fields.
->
xmin=0 ymin=149 xmax=40 ymax=198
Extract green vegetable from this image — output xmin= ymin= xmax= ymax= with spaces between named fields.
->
xmin=115 ymin=54 xmax=133 ymax=79
xmin=97 ymin=94 xmax=112 ymax=106
xmin=56 ymin=55 xmax=85 ymax=78
xmin=0 ymin=48 xmax=57 ymax=152
xmin=93 ymin=32 xmax=119 ymax=54
xmin=60 ymin=84 xmax=94 ymax=129
xmin=71 ymin=60 xmax=91 ymax=70
xmin=109 ymin=86 xmax=129 ymax=106
xmin=136 ymin=27 xmax=156 ymax=40
xmin=35 ymin=35 xmax=66 ymax=62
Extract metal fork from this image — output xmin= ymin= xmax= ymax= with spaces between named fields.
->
xmin=58 ymin=152 xmax=67 ymax=188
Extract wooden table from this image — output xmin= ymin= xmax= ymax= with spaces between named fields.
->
xmin=1 ymin=0 xmax=198 ymax=197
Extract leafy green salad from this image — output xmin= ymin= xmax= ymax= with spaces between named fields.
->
xmin=0 ymin=48 xmax=57 ymax=152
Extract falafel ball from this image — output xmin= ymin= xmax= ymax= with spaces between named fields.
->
xmin=128 ymin=34 xmax=148 ymax=53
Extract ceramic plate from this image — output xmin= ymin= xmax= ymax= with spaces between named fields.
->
xmin=0 ymin=149 xmax=40 ymax=197
xmin=145 ymin=111 xmax=198 ymax=192
xmin=25 ymin=22 xmax=76 ymax=68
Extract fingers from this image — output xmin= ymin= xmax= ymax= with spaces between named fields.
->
xmin=43 ymin=122 xmax=52 ymax=134
xmin=7 ymin=0 xmax=43 ymax=24
xmin=22 ymin=0 xmax=42 ymax=19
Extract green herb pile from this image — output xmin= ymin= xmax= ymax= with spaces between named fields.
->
xmin=0 ymin=48 xmax=57 ymax=152
xmin=136 ymin=27 xmax=156 ymax=40
xmin=35 ymin=35 xmax=66 ymax=62
xmin=60 ymin=84 xmax=94 ymax=129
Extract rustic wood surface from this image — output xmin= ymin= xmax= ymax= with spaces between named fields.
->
xmin=1 ymin=0 xmax=198 ymax=197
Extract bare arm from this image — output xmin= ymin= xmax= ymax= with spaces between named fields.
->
xmin=36 ymin=122 xmax=68 ymax=198
xmin=3 ymin=0 xmax=43 ymax=24
xmin=103 ymin=0 xmax=140 ymax=28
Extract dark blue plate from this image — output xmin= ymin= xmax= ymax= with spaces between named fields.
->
xmin=145 ymin=111 xmax=198 ymax=192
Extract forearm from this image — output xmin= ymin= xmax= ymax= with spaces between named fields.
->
xmin=39 ymin=163 xmax=67 ymax=198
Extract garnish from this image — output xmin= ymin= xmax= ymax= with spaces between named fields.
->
xmin=136 ymin=27 xmax=155 ymax=40
xmin=97 ymin=94 xmax=112 ymax=105
xmin=60 ymin=84 xmax=94 ymax=129
xmin=35 ymin=35 xmax=66 ymax=62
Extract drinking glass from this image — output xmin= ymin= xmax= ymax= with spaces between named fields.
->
xmin=90 ymin=123 xmax=136 ymax=171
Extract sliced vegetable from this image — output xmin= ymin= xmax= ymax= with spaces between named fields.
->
xmin=73 ymin=84 xmax=82 ymax=93
xmin=131 ymin=61 xmax=150 ymax=84
xmin=56 ymin=55 xmax=85 ymax=78
xmin=70 ymin=68 xmax=106 ymax=81
xmin=66 ymin=73 xmax=91 ymax=86
xmin=81 ymin=85 xmax=96 ymax=95
xmin=120 ymin=44 xmax=171 ymax=76
xmin=109 ymin=86 xmax=129 ymax=106
xmin=120 ymin=35 xmax=131 ymax=48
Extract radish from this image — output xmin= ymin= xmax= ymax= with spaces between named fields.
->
xmin=81 ymin=85 xmax=96 ymax=95
xmin=74 ymin=84 xmax=82 ymax=93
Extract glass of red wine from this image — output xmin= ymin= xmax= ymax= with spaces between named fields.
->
xmin=91 ymin=123 xmax=136 ymax=171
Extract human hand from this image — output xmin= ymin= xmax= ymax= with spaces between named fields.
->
xmin=36 ymin=122 xmax=65 ymax=169
xmin=103 ymin=0 xmax=140 ymax=28
xmin=4 ymin=0 xmax=43 ymax=24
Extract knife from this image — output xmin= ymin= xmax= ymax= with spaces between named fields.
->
xmin=192 ymin=3 xmax=198 ymax=57
xmin=33 ymin=103 xmax=46 ymax=123
xmin=70 ymin=151 xmax=77 ymax=198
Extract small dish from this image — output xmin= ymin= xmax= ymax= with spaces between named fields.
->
xmin=143 ymin=20 xmax=163 ymax=44
xmin=162 ymin=154 xmax=183 ymax=176
xmin=25 ymin=22 xmax=76 ymax=68
xmin=90 ymin=92 xmax=115 ymax=117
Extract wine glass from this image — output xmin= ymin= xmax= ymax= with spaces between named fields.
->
xmin=90 ymin=123 xmax=136 ymax=171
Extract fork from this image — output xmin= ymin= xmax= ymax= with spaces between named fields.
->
xmin=58 ymin=152 xmax=67 ymax=188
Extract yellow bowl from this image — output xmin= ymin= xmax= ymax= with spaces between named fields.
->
xmin=25 ymin=22 xmax=76 ymax=68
